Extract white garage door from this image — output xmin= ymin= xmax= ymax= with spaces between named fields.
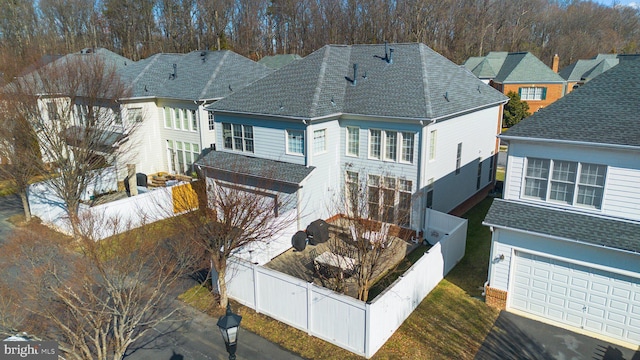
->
xmin=511 ymin=251 xmax=640 ymax=345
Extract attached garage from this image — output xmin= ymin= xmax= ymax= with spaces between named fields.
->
xmin=510 ymin=251 xmax=640 ymax=344
xmin=484 ymin=199 xmax=640 ymax=347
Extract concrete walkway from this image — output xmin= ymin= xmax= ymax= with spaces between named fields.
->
xmin=475 ymin=311 xmax=640 ymax=360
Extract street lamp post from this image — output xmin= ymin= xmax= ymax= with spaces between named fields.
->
xmin=216 ymin=303 xmax=242 ymax=360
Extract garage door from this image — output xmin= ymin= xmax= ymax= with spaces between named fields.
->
xmin=510 ymin=251 xmax=640 ymax=345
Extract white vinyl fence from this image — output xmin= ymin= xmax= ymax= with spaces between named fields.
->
xmin=216 ymin=210 xmax=468 ymax=358
xmin=28 ymin=177 xmax=188 ymax=240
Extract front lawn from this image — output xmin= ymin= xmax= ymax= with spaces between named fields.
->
xmin=181 ymin=197 xmax=499 ymax=359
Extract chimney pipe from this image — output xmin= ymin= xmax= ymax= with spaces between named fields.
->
xmin=172 ymin=63 xmax=177 ymax=79
xmin=385 ymin=42 xmax=389 ymax=61
xmin=389 ymin=48 xmax=394 ymax=64
xmin=552 ymin=54 xmax=559 ymax=73
xmin=353 ymin=63 xmax=358 ymax=86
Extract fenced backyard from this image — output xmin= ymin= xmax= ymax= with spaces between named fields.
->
xmin=214 ymin=210 xmax=468 ymax=358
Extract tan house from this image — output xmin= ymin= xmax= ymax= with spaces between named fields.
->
xmin=464 ymin=52 xmax=566 ymax=113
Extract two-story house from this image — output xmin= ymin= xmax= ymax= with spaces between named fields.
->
xmin=118 ymin=50 xmax=272 ymax=175
xmin=464 ymin=52 xmax=566 ymax=112
xmin=196 ymin=43 xmax=507 ymax=236
xmin=483 ymin=59 xmax=640 ymax=348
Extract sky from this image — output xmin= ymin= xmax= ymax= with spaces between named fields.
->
xmin=595 ymin=0 xmax=640 ymax=8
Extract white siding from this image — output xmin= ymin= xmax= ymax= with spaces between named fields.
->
xmin=505 ymin=141 xmax=640 ymax=221
xmin=423 ymin=106 xmax=501 ymax=213
xmin=603 ymin=167 xmax=640 ymax=220
xmin=121 ymin=100 xmax=165 ymax=175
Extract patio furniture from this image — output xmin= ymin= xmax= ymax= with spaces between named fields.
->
xmin=314 ymin=251 xmax=356 ymax=279
xmin=349 ymin=223 xmax=392 ymax=248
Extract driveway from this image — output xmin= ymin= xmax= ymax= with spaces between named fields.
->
xmin=0 ymin=194 xmax=21 ymax=245
xmin=476 ymin=311 xmax=640 ymax=360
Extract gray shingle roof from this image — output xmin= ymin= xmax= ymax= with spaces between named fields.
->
xmin=502 ymin=58 xmax=640 ymax=147
xmin=195 ymin=150 xmax=314 ymax=186
xmin=465 ymin=52 xmax=563 ymax=83
xmin=258 ymin=54 xmax=302 ymax=69
xmin=493 ymin=52 xmax=564 ymax=83
xmin=484 ymin=199 xmax=640 ymax=254
xmin=119 ymin=50 xmax=272 ymax=100
xmin=209 ymin=43 xmax=507 ymax=120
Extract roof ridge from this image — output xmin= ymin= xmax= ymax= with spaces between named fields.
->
xmin=129 ymin=54 xmax=161 ymax=91
xmin=309 ymin=46 xmax=333 ymax=118
xmin=419 ymin=44 xmax=434 ymax=118
xmin=200 ymin=51 xmax=230 ymax=100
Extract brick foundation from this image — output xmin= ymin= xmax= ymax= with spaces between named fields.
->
xmin=485 ymin=286 xmax=508 ymax=310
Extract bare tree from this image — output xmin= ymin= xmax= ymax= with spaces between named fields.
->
xmin=0 ymin=213 xmax=198 ymax=360
xmin=173 ymin=162 xmax=297 ymax=308
xmin=6 ymin=54 xmax=137 ymax=239
xmin=337 ymin=167 xmax=409 ymax=302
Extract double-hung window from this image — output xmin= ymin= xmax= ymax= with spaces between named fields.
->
xmin=429 ymin=130 xmax=437 ymax=161
xmin=455 ymin=143 xmax=462 ymax=175
xmin=384 ymin=131 xmax=397 ymax=161
xmin=400 ymin=132 xmax=414 ymax=163
xmin=369 ymin=129 xmax=381 ymax=159
xmin=287 ymin=129 xmax=304 ymax=155
xmin=347 ymin=127 xmax=359 ymax=156
xmin=182 ymin=109 xmax=189 ymax=130
xmin=313 ymin=129 xmax=326 ymax=155
xmin=208 ymin=111 xmax=215 ymax=131
xmin=164 ymin=107 xmax=172 ymax=128
xmin=191 ymin=110 xmax=198 ymax=131
xmin=523 ymin=158 xmax=606 ymax=209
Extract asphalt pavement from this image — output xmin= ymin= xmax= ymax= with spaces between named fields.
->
xmin=0 ymin=194 xmax=21 ymax=244
xmin=476 ymin=311 xmax=640 ymax=360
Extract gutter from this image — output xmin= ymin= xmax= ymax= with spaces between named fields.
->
xmin=499 ymin=134 xmax=640 ymax=151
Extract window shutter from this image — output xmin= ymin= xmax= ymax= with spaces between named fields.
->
xmin=518 ymin=88 xmax=523 ymax=98
xmin=541 ymin=87 xmax=547 ymax=100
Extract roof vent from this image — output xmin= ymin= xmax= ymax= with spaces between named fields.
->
xmin=388 ymin=48 xmax=394 ymax=64
xmin=352 ymin=63 xmax=358 ymax=86
xmin=384 ymin=42 xmax=394 ymax=64
xmin=228 ymin=84 xmax=232 ymax=92
xmin=444 ymin=92 xmax=450 ymax=102
xmin=170 ymin=64 xmax=177 ymax=80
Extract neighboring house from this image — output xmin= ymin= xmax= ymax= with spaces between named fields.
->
xmin=258 ymin=54 xmax=302 ymax=69
xmin=560 ymin=53 xmax=640 ymax=93
xmin=198 ymin=43 xmax=507 ymax=236
xmin=483 ymin=59 xmax=640 ymax=347
xmin=118 ymin=50 xmax=273 ymax=175
xmin=464 ymin=52 xmax=565 ymax=112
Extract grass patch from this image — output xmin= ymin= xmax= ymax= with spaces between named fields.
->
xmin=181 ymin=197 xmax=499 ymax=359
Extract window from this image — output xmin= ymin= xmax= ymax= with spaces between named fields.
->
xmin=369 ymin=129 xmax=381 ymax=159
xmin=164 ymin=107 xmax=172 ymax=128
xmin=47 ymin=102 xmax=59 ymax=121
xmin=382 ymin=177 xmax=396 ymax=223
xmin=313 ymin=129 xmax=326 ymax=155
xmin=455 ymin=143 xmax=462 ymax=175
xmin=287 ymin=130 xmax=304 ymax=155
xmin=400 ymin=132 xmax=414 ymax=163
xmin=208 ymin=111 xmax=215 ymax=131
xmin=182 ymin=109 xmax=189 ymax=130
xmin=128 ymin=107 xmax=143 ymax=123
xmin=346 ymin=171 xmax=359 ymax=213
xmin=176 ymin=141 xmax=185 ymax=172
xmin=174 ymin=109 xmax=182 ymax=130
xmin=384 ymin=131 xmax=397 ymax=161
xmin=524 ymin=158 xmax=550 ymax=200
xmin=398 ymin=179 xmax=412 ymax=227
xmin=549 ymin=160 xmax=576 ymax=204
xmin=577 ymin=163 xmax=606 ymax=208
xmin=222 ymin=123 xmax=253 ymax=152
xmin=519 ymin=87 xmax=546 ymax=101
xmin=347 ymin=127 xmax=359 ymax=156
xmin=191 ymin=110 xmax=198 ymax=131
xmin=429 ymin=130 xmax=437 ymax=161
xmin=368 ymin=175 xmax=380 ymax=221
xmin=75 ymin=104 xmax=88 ymax=126
xmin=523 ymin=158 xmax=606 ymax=209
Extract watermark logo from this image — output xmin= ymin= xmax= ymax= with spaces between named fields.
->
xmin=1 ymin=341 xmax=58 ymax=359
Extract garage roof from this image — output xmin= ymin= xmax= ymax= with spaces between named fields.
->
xmin=483 ymin=199 xmax=640 ymax=254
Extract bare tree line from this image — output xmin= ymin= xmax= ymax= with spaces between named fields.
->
xmin=1 ymin=0 xmax=639 ymax=80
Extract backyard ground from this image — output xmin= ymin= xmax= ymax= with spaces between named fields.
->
xmin=182 ymin=197 xmax=499 ymax=359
